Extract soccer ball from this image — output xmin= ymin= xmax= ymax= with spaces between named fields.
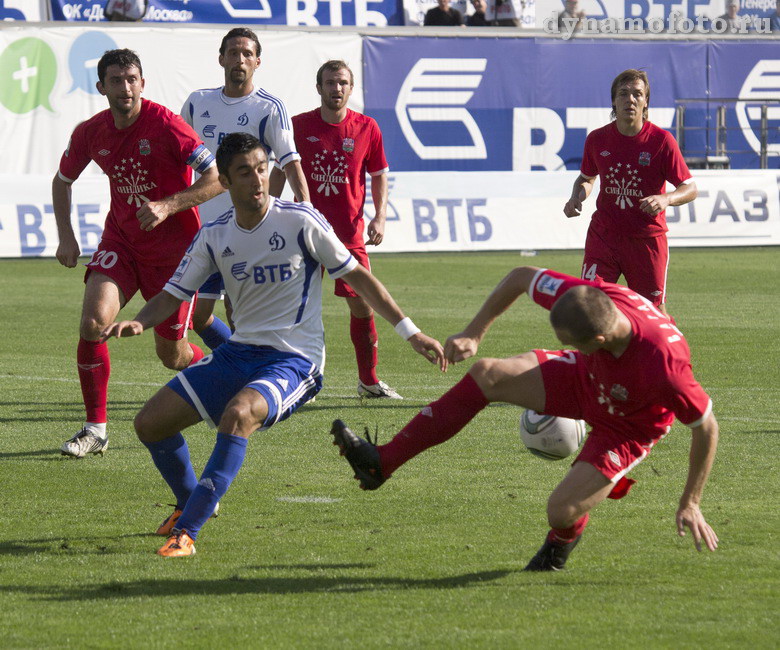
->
xmin=519 ymin=409 xmax=587 ymax=461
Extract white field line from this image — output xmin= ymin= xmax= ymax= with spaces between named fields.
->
xmin=275 ymin=496 xmax=342 ymax=504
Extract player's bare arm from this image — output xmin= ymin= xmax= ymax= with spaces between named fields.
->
xmin=445 ymin=266 xmax=539 ymax=363
xmin=676 ymin=412 xmax=719 ymax=551
xmin=342 ymin=265 xmax=447 ymax=371
xmin=283 ymin=160 xmax=310 ymax=203
xmin=640 ymin=180 xmax=698 ymax=216
xmin=268 ymin=165 xmax=286 ymax=198
xmin=100 ymin=290 xmax=183 ymax=341
xmin=366 ymin=172 xmax=388 ymax=246
xmin=136 ymin=165 xmax=223 ymax=232
xmin=52 ymin=174 xmax=81 ymax=268
xmin=563 ymin=173 xmax=596 ymax=218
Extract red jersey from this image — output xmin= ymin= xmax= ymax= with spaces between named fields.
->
xmin=581 ymin=121 xmax=691 ymax=238
xmin=530 ymin=269 xmax=711 ymax=442
xmin=58 ymin=99 xmax=213 ymax=266
xmin=292 ymin=109 xmax=388 ymax=248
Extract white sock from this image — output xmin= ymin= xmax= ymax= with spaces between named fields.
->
xmin=84 ymin=422 xmax=107 ymax=439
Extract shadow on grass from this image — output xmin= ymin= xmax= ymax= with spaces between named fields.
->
xmin=0 ymin=533 xmax=154 ymax=556
xmin=0 ymin=568 xmax=513 ymax=599
xmin=0 ymin=447 xmax=129 ymax=460
xmin=0 ymin=400 xmax=144 ymax=423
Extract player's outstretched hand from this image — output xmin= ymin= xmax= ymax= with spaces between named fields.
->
xmin=563 ymin=197 xmax=583 ymax=218
xmin=56 ymin=238 xmax=81 ymax=268
xmin=676 ymin=503 xmax=719 ymax=552
xmin=444 ymin=333 xmax=479 ymax=363
xmin=136 ymin=201 xmax=169 ymax=232
xmin=639 ymin=194 xmax=669 ymax=216
xmin=100 ymin=320 xmax=144 ymax=342
xmin=408 ymin=333 xmax=447 ymax=372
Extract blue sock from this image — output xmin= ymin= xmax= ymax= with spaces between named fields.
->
xmin=198 ymin=316 xmax=231 ymax=350
xmin=177 ymin=433 xmax=248 ymax=539
xmin=142 ymin=434 xmax=198 ymax=510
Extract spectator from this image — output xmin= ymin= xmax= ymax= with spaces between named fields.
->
xmin=467 ymin=0 xmax=490 ymax=25
xmin=770 ymin=0 xmax=780 ymax=30
xmin=424 ymin=0 xmax=464 ymax=25
xmin=557 ymin=0 xmax=585 ymax=32
xmin=714 ymin=0 xmax=750 ymax=32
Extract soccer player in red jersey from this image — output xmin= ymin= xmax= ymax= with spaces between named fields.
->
xmin=289 ymin=61 xmax=401 ymax=399
xmin=564 ymin=69 xmax=698 ymax=314
xmin=52 ymin=49 xmax=223 ymax=458
xmin=332 ymin=266 xmax=720 ymax=570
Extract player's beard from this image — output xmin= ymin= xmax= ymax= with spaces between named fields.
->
xmin=323 ymin=95 xmax=346 ymax=112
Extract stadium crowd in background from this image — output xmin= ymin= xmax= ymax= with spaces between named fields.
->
xmin=100 ymin=132 xmax=446 ymax=557
xmin=287 ymin=60 xmax=403 ymax=400
xmin=562 ymin=69 xmax=697 ymax=315
xmin=180 ymin=27 xmax=309 ymax=351
xmin=53 ymin=48 xmax=223 ymax=459
xmin=424 ymin=0 xmax=465 ymax=25
xmin=332 ymin=266 xmax=720 ymax=570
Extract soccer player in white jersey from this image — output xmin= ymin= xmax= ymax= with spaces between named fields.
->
xmin=181 ymin=28 xmax=309 ymax=351
xmin=100 ymin=132 xmax=446 ymax=557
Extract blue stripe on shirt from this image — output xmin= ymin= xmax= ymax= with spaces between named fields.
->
xmin=294 ymin=229 xmax=319 ymax=324
xmin=256 ymin=88 xmax=291 ymax=130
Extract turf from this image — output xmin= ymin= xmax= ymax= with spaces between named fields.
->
xmin=0 ymin=249 xmax=777 ymax=648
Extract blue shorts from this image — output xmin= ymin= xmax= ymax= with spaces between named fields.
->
xmin=168 ymin=341 xmax=322 ymax=430
xmin=198 ymin=272 xmax=224 ymax=300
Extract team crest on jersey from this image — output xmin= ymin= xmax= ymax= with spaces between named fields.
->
xmin=610 ymin=384 xmax=628 ymax=401
xmin=110 ymin=156 xmax=157 ymax=207
xmin=605 ymin=163 xmax=642 ymax=209
xmin=138 ymin=139 xmax=151 ymax=156
xmin=638 ymin=151 xmax=651 ymax=166
xmin=342 ymin=138 xmax=355 ymax=153
xmin=269 ymin=232 xmax=286 ymax=251
xmin=231 ymin=262 xmax=250 ymax=281
xmin=237 ymin=113 xmax=249 ymax=127
xmin=536 ymin=275 xmax=564 ymax=297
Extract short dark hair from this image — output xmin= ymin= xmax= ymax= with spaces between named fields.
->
xmin=97 ymin=49 xmax=142 ymax=84
xmin=610 ymin=68 xmax=650 ymax=121
xmin=316 ymin=60 xmax=354 ymax=87
xmin=216 ymin=132 xmax=267 ymax=177
xmin=549 ymin=285 xmax=617 ymax=342
xmin=219 ymin=28 xmax=261 ymax=57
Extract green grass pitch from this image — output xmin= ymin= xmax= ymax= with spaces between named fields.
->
xmin=0 ymin=249 xmax=777 ymax=648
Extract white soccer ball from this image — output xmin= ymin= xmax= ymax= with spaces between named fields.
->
xmin=519 ymin=409 xmax=587 ymax=461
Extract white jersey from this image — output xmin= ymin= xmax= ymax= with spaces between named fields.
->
xmin=181 ymin=86 xmax=301 ymax=221
xmin=165 ymin=198 xmax=358 ymax=370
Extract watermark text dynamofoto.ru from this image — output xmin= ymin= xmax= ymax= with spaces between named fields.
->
xmin=544 ymin=12 xmax=771 ymax=40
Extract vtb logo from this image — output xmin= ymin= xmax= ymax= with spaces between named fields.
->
xmin=395 ymin=58 xmax=487 ymax=161
xmin=736 ymin=60 xmax=780 ymax=159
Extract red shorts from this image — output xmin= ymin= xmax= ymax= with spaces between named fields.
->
xmin=334 ymin=245 xmax=370 ymax=298
xmin=535 ymin=348 xmax=668 ymax=498
xmin=582 ymin=223 xmax=669 ymax=306
xmin=84 ymin=238 xmax=194 ymax=341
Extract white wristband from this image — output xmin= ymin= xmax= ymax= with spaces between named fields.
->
xmin=394 ymin=317 xmax=421 ymax=340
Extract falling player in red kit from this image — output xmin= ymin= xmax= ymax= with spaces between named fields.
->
xmin=53 ymin=49 xmax=223 ymax=458
xmin=289 ymin=60 xmax=400 ymax=399
xmin=564 ymin=69 xmax=697 ymax=314
xmin=331 ymin=266 xmax=719 ymax=570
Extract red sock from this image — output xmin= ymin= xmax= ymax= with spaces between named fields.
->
xmin=378 ymin=372 xmax=489 ymax=477
xmin=77 ymin=338 xmax=110 ymax=423
xmin=350 ymin=315 xmax=379 ymax=385
xmin=547 ymin=513 xmax=590 ymax=546
xmin=188 ymin=343 xmax=204 ymax=366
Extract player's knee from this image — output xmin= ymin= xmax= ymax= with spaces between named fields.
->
xmin=79 ymin=315 xmax=107 ymax=340
xmin=221 ymin=400 xmax=259 ymax=432
xmin=134 ymin=407 xmax=154 ymax=441
xmin=546 ymin=494 xmax=583 ymax=530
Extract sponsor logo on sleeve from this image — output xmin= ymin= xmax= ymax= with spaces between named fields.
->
xmin=536 ymin=275 xmax=564 ymax=296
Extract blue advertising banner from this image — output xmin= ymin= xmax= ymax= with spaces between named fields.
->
xmin=363 ymin=37 xmax=709 ymax=172
xmin=49 ymin=0 xmax=403 ymax=25
xmin=708 ymin=42 xmax=780 ymax=169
